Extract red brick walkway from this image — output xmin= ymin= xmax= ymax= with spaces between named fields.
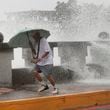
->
xmin=0 ymin=88 xmax=14 ymax=95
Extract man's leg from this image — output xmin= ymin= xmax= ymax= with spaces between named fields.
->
xmin=34 ymin=71 xmax=42 ymax=82
xmin=47 ymin=75 xmax=58 ymax=94
xmin=40 ymin=65 xmax=58 ymax=94
xmin=33 ymin=70 xmax=49 ymax=92
xmin=34 ymin=65 xmax=46 ymax=85
xmin=47 ymin=75 xmax=55 ymax=86
xmin=38 ymin=65 xmax=58 ymax=94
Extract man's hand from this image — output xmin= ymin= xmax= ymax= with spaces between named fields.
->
xmin=32 ymin=53 xmax=37 ymax=59
xmin=31 ymin=58 xmax=37 ymax=64
xmin=31 ymin=58 xmax=43 ymax=64
xmin=37 ymin=57 xmax=43 ymax=62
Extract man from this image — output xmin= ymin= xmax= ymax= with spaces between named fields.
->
xmin=31 ymin=32 xmax=58 ymax=94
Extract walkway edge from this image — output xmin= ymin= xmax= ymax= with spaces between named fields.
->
xmin=0 ymin=90 xmax=110 ymax=110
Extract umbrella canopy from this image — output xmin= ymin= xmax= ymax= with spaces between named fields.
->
xmin=8 ymin=29 xmax=50 ymax=48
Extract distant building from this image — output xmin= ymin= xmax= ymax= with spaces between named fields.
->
xmin=6 ymin=10 xmax=57 ymax=23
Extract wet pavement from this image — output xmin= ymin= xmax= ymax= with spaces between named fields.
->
xmin=0 ymin=80 xmax=110 ymax=101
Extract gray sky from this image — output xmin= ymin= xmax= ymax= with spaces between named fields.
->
xmin=78 ymin=0 xmax=110 ymax=6
xmin=0 ymin=0 xmax=110 ymax=13
xmin=0 ymin=0 xmax=68 ymax=13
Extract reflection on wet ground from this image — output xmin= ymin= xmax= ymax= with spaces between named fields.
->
xmin=0 ymin=80 xmax=109 ymax=101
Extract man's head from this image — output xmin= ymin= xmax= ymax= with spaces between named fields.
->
xmin=32 ymin=32 xmax=41 ymax=42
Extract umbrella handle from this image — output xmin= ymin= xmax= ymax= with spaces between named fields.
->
xmin=26 ymin=32 xmax=37 ymax=58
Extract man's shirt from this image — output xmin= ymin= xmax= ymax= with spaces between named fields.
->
xmin=35 ymin=38 xmax=53 ymax=65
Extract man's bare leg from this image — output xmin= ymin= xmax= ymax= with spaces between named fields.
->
xmin=47 ymin=75 xmax=58 ymax=94
xmin=34 ymin=71 xmax=49 ymax=92
xmin=47 ymin=75 xmax=55 ymax=86
xmin=34 ymin=71 xmax=42 ymax=82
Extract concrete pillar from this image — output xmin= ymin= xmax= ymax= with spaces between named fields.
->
xmin=22 ymin=48 xmax=34 ymax=67
xmin=12 ymin=48 xmax=25 ymax=68
xmin=0 ymin=43 xmax=13 ymax=86
xmin=53 ymin=47 xmax=61 ymax=66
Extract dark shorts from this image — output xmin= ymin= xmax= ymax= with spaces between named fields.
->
xmin=34 ymin=64 xmax=53 ymax=76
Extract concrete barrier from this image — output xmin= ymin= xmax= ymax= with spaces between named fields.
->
xmin=0 ymin=43 xmax=13 ymax=86
xmin=0 ymin=90 xmax=109 ymax=110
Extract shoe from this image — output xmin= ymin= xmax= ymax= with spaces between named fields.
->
xmin=52 ymin=88 xmax=58 ymax=94
xmin=38 ymin=85 xmax=49 ymax=92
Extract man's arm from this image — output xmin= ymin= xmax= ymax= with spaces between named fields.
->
xmin=31 ymin=38 xmax=50 ymax=63
xmin=41 ymin=51 xmax=49 ymax=58
xmin=37 ymin=51 xmax=49 ymax=62
xmin=31 ymin=51 xmax=49 ymax=64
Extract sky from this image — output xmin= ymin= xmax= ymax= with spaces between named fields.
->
xmin=0 ymin=0 xmax=68 ymax=13
xmin=78 ymin=0 xmax=110 ymax=6
xmin=0 ymin=0 xmax=110 ymax=13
